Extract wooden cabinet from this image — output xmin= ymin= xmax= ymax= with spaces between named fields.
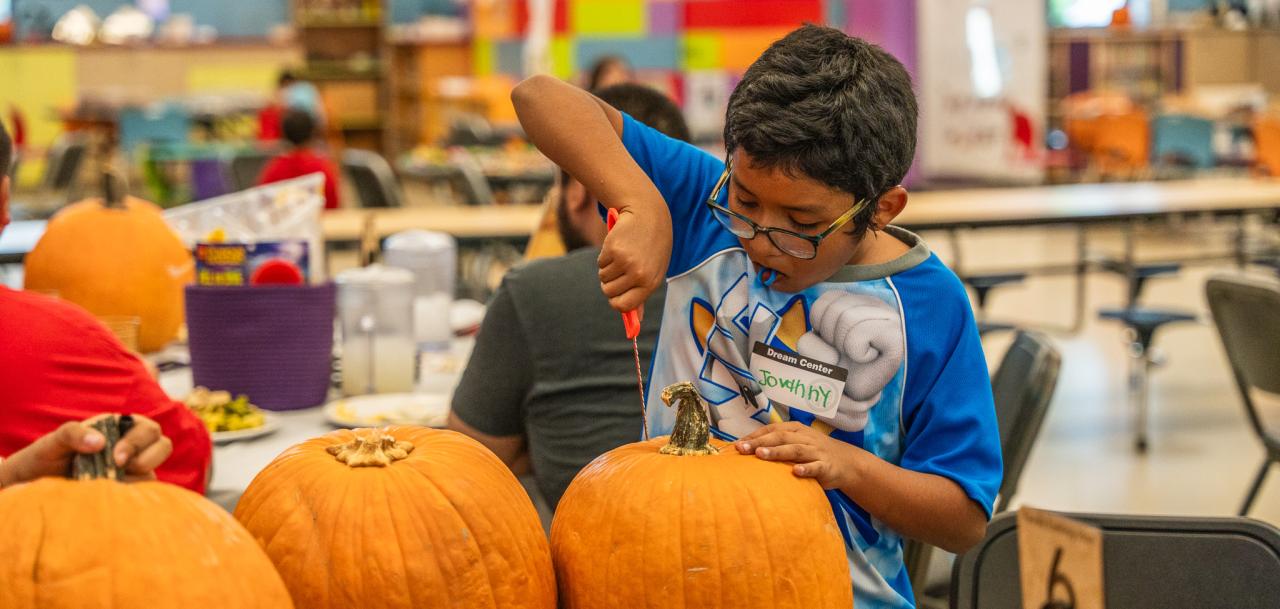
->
xmin=293 ymin=0 xmax=388 ymax=153
xmin=388 ymin=40 xmax=472 ymax=154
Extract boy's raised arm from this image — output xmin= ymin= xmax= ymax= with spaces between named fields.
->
xmin=511 ymin=74 xmax=671 ymax=314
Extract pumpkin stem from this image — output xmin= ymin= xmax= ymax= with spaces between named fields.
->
xmin=100 ymin=170 xmax=126 ymax=209
xmin=658 ymin=382 xmax=718 ymax=456
xmin=326 ymin=430 xmax=415 ymax=467
xmin=70 ymin=415 xmax=132 ymax=481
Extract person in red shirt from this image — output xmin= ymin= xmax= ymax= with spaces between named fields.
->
xmin=258 ymin=108 xmax=341 ymax=210
xmin=0 ymin=123 xmax=212 ymax=493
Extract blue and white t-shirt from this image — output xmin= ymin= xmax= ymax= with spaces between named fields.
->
xmin=622 ymin=113 xmax=1003 ymax=609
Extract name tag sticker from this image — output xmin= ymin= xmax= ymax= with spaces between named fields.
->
xmin=749 ymin=342 xmax=848 ymax=420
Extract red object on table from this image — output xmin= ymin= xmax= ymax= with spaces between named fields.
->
xmin=0 ymin=287 xmax=212 ymax=493
xmin=257 ymin=104 xmax=282 ymax=142
xmin=604 ymin=208 xmax=641 ymax=340
xmin=250 ymin=259 xmax=305 ymax=286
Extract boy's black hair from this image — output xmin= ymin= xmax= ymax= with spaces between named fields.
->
xmin=724 ymin=24 xmax=918 ymax=235
xmin=0 ymin=121 xmax=11 ymax=178
xmin=596 ymin=83 xmax=691 ymax=144
xmin=278 ymin=70 xmax=297 ymax=88
xmin=282 ymin=109 xmax=316 ymax=147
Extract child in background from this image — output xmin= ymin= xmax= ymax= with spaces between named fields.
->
xmin=258 ymin=71 xmax=326 ymax=142
xmin=585 ymin=55 xmax=633 ymax=91
xmin=0 ymin=123 xmax=212 ymax=494
xmin=512 ymin=25 xmax=1001 ymax=609
xmin=258 ymin=109 xmax=340 ymax=210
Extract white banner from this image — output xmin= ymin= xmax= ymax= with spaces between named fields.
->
xmin=918 ymin=0 xmax=1047 ymax=183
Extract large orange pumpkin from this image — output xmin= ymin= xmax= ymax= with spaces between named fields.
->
xmin=0 ymin=425 xmax=293 ymax=608
xmin=551 ymin=382 xmax=854 ymax=609
xmin=234 ymin=426 xmax=556 ymax=609
xmin=25 ymin=196 xmax=193 ymax=352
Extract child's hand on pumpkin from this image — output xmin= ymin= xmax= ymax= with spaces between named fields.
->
xmin=0 ymin=414 xmax=172 ymax=488
xmin=735 ymin=421 xmax=861 ymax=490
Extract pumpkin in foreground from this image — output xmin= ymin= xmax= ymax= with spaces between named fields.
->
xmin=0 ymin=420 xmax=293 ymax=608
xmin=24 ymin=196 xmax=194 ymax=352
xmin=234 ymin=425 xmax=556 ymax=609
xmin=551 ymin=382 xmax=854 ymax=609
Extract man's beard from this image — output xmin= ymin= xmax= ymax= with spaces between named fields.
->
xmin=555 ymin=192 xmax=593 ymax=252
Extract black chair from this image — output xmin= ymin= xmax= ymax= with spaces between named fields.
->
xmin=964 ymin=273 xmax=1026 ymax=336
xmin=907 ymin=331 xmax=1062 ymax=605
xmin=226 ymin=150 xmax=274 ymax=192
xmin=10 ymin=134 xmax=89 ymax=220
xmin=1099 ymin=260 xmax=1182 ymax=306
xmin=952 ymin=511 xmax=1280 ymax=609
xmin=1097 ymin=260 xmax=1197 ymax=453
xmin=1206 ymin=275 xmax=1280 ymax=516
xmin=452 ymin=153 xmax=496 ymax=206
xmin=42 ymin=133 xmax=88 ymax=194
xmin=990 ymin=331 xmax=1061 ymax=513
xmin=342 ymin=148 xmax=404 ymax=208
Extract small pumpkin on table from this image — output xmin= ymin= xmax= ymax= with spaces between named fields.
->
xmin=24 ymin=191 xmax=194 ymax=353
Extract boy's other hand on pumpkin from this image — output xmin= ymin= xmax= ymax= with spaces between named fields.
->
xmin=0 ymin=415 xmax=172 ymax=488
xmin=735 ymin=421 xmax=861 ymax=490
xmin=598 ymin=205 xmax=672 ymax=316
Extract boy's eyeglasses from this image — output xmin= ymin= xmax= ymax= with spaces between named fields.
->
xmin=704 ymin=158 xmax=875 ymax=260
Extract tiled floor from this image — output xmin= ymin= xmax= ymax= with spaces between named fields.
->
xmin=923 ymin=220 xmax=1280 ymax=526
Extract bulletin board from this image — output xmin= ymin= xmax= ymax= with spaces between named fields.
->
xmin=470 ymin=0 xmax=826 ymax=137
xmin=917 ymin=0 xmax=1047 ymax=183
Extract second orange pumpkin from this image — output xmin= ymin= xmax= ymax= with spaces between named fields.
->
xmin=234 ymin=426 xmax=557 ymax=609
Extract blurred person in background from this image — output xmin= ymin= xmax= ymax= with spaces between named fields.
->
xmin=259 ymin=70 xmax=327 ymax=142
xmin=258 ymin=108 xmax=341 ymax=210
xmin=586 ymin=55 xmax=633 ymax=91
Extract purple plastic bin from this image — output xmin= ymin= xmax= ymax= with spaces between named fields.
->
xmin=185 ymin=283 xmax=335 ymax=411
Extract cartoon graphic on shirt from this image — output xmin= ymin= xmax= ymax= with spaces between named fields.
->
xmin=795 ymin=291 xmax=906 ymax=432
xmin=683 ymin=267 xmax=905 ymax=438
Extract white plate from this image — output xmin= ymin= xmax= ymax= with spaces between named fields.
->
xmin=323 ymin=393 xmax=451 ymax=429
xmin=210 ymin=413 xmax=281 ymax=445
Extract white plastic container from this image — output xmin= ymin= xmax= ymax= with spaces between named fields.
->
xmin=336 ymin=264 xmax=416 ymax=395
xmin=383 ymin=230 xmax=457 ymax=352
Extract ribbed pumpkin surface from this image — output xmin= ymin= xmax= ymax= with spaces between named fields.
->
xmin=552 ymin=436 xmax=853 ymax=609
xmin=234 ymin=426 xmax=556 ymax=609
xmin=0 ymin=478 xmax=294 ymax=608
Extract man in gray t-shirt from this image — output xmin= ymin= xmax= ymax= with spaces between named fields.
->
xmin=448 ymin=84 xmax=689 ymax=509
